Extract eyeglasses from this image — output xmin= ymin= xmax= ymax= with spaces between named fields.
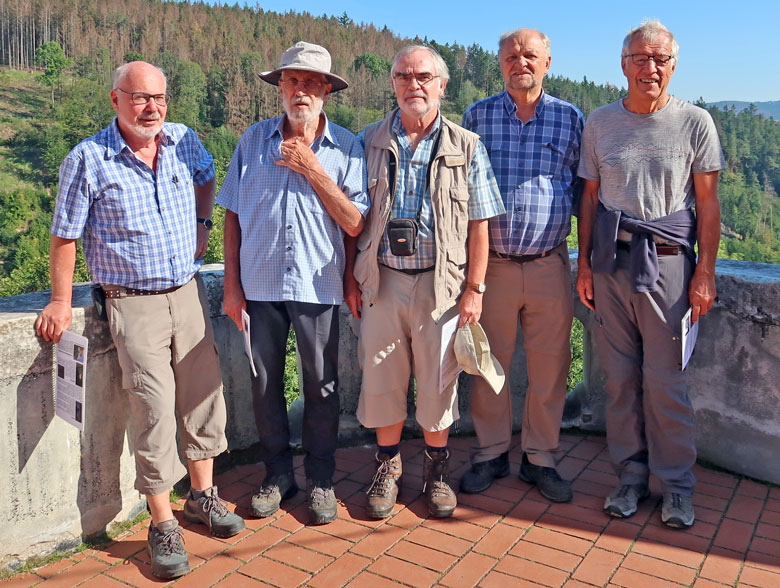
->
xmin=279 ymin=77 xmax=327 ymax=93
xmin=624 ymin=53 xmax=674 ymax=67
xmin=117 ymin=88 xmax=170 ymax=106
xmin=393 ymin=73 xmax=439 ymax=87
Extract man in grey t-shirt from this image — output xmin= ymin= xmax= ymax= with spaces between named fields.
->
xmin=576 ymin=20 xmax=724 ymax=529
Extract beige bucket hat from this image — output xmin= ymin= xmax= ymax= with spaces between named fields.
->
xmin=259 ymin=41 xmax=349 ymax=92
xmin=454 ymin=322 xmax=506 ymax=395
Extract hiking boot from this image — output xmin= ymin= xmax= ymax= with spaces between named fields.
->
xmin=183 ymin=486 xmax=246 ymax=538
xmin=366 ymin=452 xmax=403 ymax=519
xmin=250 ymin=471 xmax=298 ymax=517
xmin=518 ymin=453 xmax=573 ymax=503
xmin=662 ymin=492 xmax=695 ymax=529
xmin=147 ymin=519 xmax=189 ymax=579
xmin=307 ymin=479 xmax=337 ymax=525
xmin=460 ymin=451 xmax=510 ymax=494
xmin=423 ymin=449 xmax=457 ymax=518
xmin=603 ymin=483 xmax=650 ymax=518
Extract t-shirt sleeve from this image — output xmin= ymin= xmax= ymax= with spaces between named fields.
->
xmin=577 ymin=115 xmax=601 ymax=182
xmin=692 ymin=110 xmax=726 ymax=174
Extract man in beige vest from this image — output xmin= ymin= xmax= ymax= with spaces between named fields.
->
xmin=344 ymin=45 xmax=504 ymax=519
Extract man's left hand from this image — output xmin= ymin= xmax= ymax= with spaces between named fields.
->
xmin=195 ymin=224 xmax=210 ymax=260
xmin=689 ymin=269 xmax=716 ymax=323
xmin=458 ymin=289 xmax=482 ymax=328
xmin=275 ymin=137 xmax=319 ymax=176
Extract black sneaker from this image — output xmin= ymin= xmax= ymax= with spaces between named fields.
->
xmin=460 ymin=452 xmax=510 ymax=494
xmin=147 ymin=519 xmax=189 ymax=579
xmin=250 ymin=471 xmax=298 ymax=518
xmin=307 ymin=479 xmax=337 ymax=525
xmin=183 ymin=486 xmax=246 ymax=538
xmin=518 ymin=453 xmax=573 ymax=503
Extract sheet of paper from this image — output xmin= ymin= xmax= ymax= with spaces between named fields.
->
xmin=241 ymin=309 xmax=258 ymax=377
xmin=438 ymin=314 xmax=462 ymax=395
xmin=55 ymin=330 xmax=88 ymax=430
xmin=681 ymin=306 xmax=699 ymax=370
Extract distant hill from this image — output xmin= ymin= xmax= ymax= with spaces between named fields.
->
xmin=708 ymin=101 xmax=780 ymax=120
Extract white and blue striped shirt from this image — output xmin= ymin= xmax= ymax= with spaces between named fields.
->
xmin=217 ymin=115 xmax=369 ymax=304
xmin=51 ymin=119 xmax=215 ymax=289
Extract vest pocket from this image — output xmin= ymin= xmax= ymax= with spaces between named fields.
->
xmin=445 ymin=246 xmax=467 ymax=299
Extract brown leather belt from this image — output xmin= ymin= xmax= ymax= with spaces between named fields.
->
xmin=385 ymin=265 xmax=434 ymax=276
xmin=489 ymin=249 xmax=551 ymax=263
xmin=616 ymin=241 xmax=680 ymax=256
xmin=102 ymin=283 xmax=185 ymax=299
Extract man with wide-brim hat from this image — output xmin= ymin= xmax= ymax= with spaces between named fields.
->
xmin=219 ymin=41 xmax=369 ymax=525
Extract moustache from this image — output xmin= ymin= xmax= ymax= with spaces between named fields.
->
xmin=138 ymin=113 xmax=161 ymax=121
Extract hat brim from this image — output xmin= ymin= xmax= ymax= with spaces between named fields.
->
xmin=258 ymin=65 xmax=349 ymax=92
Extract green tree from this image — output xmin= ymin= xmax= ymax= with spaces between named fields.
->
xmin=34 ymin=41 xmax=72 ymax=105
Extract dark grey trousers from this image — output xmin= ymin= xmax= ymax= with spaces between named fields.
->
xmin=593 ymin=248 xmax=696 ymax=495
xmin=245 ymin=300 xmax=340 ymax=481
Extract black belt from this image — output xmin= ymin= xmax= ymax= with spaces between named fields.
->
xmin=489 ymin=249 xmax=552 ymax=263
xmin=383 ymin=265 xmax=434 ymax=276
xmin=616 ymin=241 xmax=680 ymax=256
xmin=102 ymin=283 xmax=185 ymax=299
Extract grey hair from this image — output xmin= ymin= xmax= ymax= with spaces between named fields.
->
xmin=622 ymin=20 xmax=679 ymax=60
xmin=113 ymin=62 xmax=167 ymax=90
xmin=391 ymin=45 xmax=450 ymax=82
xmin=498 ymin=29 xmax=551 ymax=56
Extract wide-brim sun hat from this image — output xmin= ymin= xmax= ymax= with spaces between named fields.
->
xmin=454 ymin=322 xmax=506 ymax=395
xmin=259 ymin=41 xmax=349 ymax=92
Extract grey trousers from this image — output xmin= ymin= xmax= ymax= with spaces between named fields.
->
xmin=593 ymin=248 xmax=696 ymax=495
xmin=245 ymin=300 xmax=340 ymax=481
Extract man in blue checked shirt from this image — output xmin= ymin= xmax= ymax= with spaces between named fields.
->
xmin=461 ymin=29 xmax=584 ymax=502
xmin=35 ymin=61 xmax=245 ymax=579
xmin=346 ymin=45 xmax=505 ymax=520
xmin=218 ymin=42 xmax=369 ymax=526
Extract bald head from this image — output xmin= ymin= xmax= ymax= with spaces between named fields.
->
xmin=499 ymin=29 xmax=550 ymax=58
xmin=113 ymin=61 xmax=167 ymax=92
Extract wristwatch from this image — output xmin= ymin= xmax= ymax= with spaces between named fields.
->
xmin=197 ymin=217 xmax=213 ymax=230
xmin=466 ymin=281 xmax=486 ymax=293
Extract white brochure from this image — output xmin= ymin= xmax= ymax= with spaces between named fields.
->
xmin=241 ymin=309 xmax=258 ymax=377
xmin=681 ymin=307 xmax=699 ymax=371
xmin=438 ymin=313 xmax=462 ymax=394
xmin=55 ymin=330 xmax=88 ymax=430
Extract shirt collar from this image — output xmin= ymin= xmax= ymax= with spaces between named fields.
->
xmin=104 ymin=117 xmax=173 ymax=159
xmin=391 ymin=109 xmax=442 ymax=140
xmin=501 ymin=89 xmax=549 ymax=122
xmin=266 ymin=112 xmax=339 ymax=148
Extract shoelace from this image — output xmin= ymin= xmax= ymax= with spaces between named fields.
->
xmin=309 ymin=482 xmax=333 ymax=506
xmin=616 ymin=485 xmax=632 ymax=499
xmin=256 ymin=481 xmax=281 ymax=496
xmin=366 ymin=460 xmax=394 ymax=497
xmin=199 ymin=492 xmax=229 ymax=526
xmin=157 ymin=526 xmax=185 ymax=555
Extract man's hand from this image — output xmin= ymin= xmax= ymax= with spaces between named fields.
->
xmin=222 ymin=279 xmax=247 ymax=330
xmin=344 ymin=272 xmax=362 ymax=319
xmin=35 ymin=300 xmax=73 ymax=343
xmin=275 ymin=137 xmax=320 ymax=176
xmin=688 ymin=269 xmax=716 ymax=323
xmin=575 ymin=266 xmax=596 ymax=311
xmin=195 ymin=223 xmax=210 ymax=260
xmin=458 ymin=289 xmax=482 ymax=328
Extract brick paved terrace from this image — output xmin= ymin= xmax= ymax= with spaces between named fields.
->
xmin=4 ymin=433 xmax=780 ymax=588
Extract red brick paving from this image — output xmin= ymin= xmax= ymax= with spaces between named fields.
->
xmin=6 ymin=434 xmax=780 ymax=587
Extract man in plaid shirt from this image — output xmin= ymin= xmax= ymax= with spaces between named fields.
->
xmin=35 ymin=61 xmax=244 ymax=580
xmin=461 ymin=29 xmax=583 ymax=502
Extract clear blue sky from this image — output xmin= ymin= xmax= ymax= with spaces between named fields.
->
xmin=242 ymin=0 xmax=779 ymax=103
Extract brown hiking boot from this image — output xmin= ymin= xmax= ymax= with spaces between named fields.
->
xmin=365 ymin=452 xmax=402 ymax=519
xmin=423 ymin=449 xmax=456 ymax=518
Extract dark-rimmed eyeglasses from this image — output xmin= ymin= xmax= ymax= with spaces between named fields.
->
xmin=624 ymin=53 xmax=674 ymax=67
xmin=117 ymin=88 xmax=170 ymax=106
xmin=279 ymin=77 xmax=327 ymax=93
xmin=393 ymin=72 xmax=439 ymax=87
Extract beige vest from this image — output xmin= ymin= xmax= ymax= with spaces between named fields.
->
xmin=354 ymin=109 xmax=480 ymax=321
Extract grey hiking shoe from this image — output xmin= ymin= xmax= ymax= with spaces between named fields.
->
xmin=518 ymin=454 xmax=573 ymax=503
xmin=250 ymin=471 xmax=298 ymax=517
xmin=366 ymin=452 xmax=403 ymax=519
xmin=461 ymin=452 xmax=510 ymax=494
xmin=662 ymin=492 xmax=695 ymax=528
xmin=147 ymin=519 xmax=189 ymax=579
xmin=307 ymin=479 xmax=337 ymax=525
xmin=183 ymin=486 xmax=246 ymax=538
xmin=604 ymin=483 xmax=650 ymax=518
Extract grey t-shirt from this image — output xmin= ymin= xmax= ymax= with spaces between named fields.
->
xmin=578 ymin=96 xmax=725 ymax=222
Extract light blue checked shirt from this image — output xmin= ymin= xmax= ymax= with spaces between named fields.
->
xmin=51 ymin=119 xmax=215 ymax=289
xmin=463 ymin=91 xmax=584 ymax=255
xmin=362 ymin=111 xmax=503 ymax=270
xmin=217 ymin=115 xmax=369 ymax=304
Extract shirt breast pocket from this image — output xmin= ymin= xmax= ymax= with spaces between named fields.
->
xmin=542 ymin=142 xmax=567 ymax=176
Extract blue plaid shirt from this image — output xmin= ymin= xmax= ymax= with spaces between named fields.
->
xmin=463 ymin=91 xmax=584 ymax=255
xmin=362 ymin=111 xmax=504 ymax=270
xmin=217 ymin=115 xmax=369 ymax=304
xmin=51 ymin=119 xmax=215 ymax=289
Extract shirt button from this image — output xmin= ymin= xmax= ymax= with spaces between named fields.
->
xmin=286 ymin=267 xmax=291 ymax=272
xmin=515 ymin=207 xmax=521 ymax=212
xmin=286 ymin=246 xmax=292 ymax=251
